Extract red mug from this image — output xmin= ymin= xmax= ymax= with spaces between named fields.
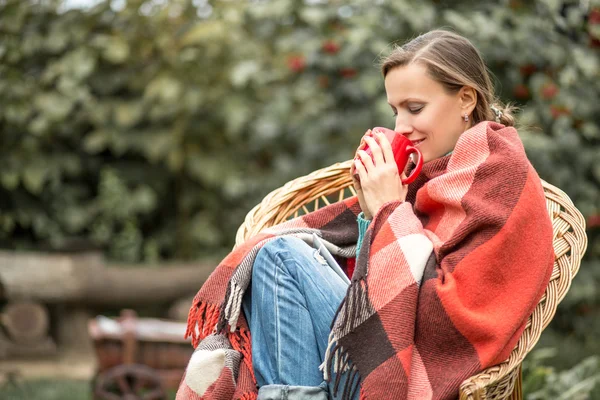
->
xmin=354 ymin=127 xmax=423 ymax=185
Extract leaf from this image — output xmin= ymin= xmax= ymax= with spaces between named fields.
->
xmin=46 ymin=23 xmax=70 ymax=53
xmin=0 ymin=171 xmax=19 ymax=190
xmin=61 ymin=206 xmax=91 ymax=233
xmin=572 ymin=48 xmax=599 ymax=79
xmin=167 ymin=149 xmax=184 ymax=172
xmin=144 ymin=75 xmax=183 ymax=103
xmin=180 ymin=21 xmax=226 ymax=46
xmin=114 ymin=101 xmax=144 ymax=128
xmin=299 ymin=7 xmax=328 ymax=26
xmin=131 ymin=186 xmax=157 ymax=213
xmin=22 ymin=163 xmax=48 ymax=194
xmin=593 ymin=162 xmax=600 ymax=182
xmin=190 ymin=212 xmax=221 ymax=246
xmin=54 ymin=48 xmax=97 ymax=82
xmin=102 ymin=36 xmax=130 ymax=64
xmin=139 ymin=130 xmax=172 ymax=162
xmin=29 ymin=116 xmax=50 ymax=136
xmin=230 ymin=60 xmax=260 ymax=87
xmin=186 ymin=155 xmax=234 ymax=186
xmin=581 ymin=123 xmax=600 ymax=141
xmin=34 ymin=92 xmax=74 ymax=121
xmin=223 ymin=96 xmax=251 ymax=138
xmin=84 ymin=130 xmax=109 ymax=154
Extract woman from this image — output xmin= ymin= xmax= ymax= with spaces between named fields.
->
xmin=177 ymin=30 xmax=554 ymax=400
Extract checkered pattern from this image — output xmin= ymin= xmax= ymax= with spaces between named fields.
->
xmin=176 ymin=121 xmax=554 ymax=400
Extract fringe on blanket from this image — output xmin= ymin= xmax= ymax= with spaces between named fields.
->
xmin=229 ymin=325 xmax=256 ymax=384
xmin=319 ymin=277 xmax=372 ymax=400
xmin=185 ymin=299 xmax=220 ymax=348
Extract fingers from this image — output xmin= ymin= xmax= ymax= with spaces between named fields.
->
xmin=351 ymin=174 xmax=362 ymax=191
xmin=358 ymin=129 xmax=371 ymax=150
xmin=356 ymin=150 xmax=374 ymax=172
xmin=352 ymin=130 xmax=371 ymax=175
xmin=349 ymin=164 xmax=360 ymax=184
xmin=374 ymin=130 xmax=395 ymax=165
xmin=363 ymin=136 xmax=384 ymax=166
xmin=354 ymin=159 xmax=367 ymax=183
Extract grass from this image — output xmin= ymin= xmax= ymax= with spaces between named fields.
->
xmin=0 ymin=380 xmax=177 ymax=400
xmin=0 ymin=379 xmax=91 ymax=400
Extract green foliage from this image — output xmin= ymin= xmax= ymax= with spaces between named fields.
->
xmin=1 ymin=0 xmax=598 ymax=259
xmin=0 ymin=0 xmax=599 ymax=390
xmin=0 ymin=379 xmax=92 ymax=400
xmin=523 ymin=348 xmax=600 ymax=399
xmin=0 ymin=379 xmax=178 ymax=400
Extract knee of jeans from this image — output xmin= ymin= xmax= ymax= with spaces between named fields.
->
xmin=258 ymin=236 xmax=305 ymax=257
xmin=253 ymin=237 xmax=306 ymax=275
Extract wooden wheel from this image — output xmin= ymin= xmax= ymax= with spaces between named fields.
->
xmin=94 ymin=364 xmax=166 ymax=400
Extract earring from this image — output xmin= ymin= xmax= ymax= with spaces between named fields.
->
xmin=464 ymin=114 xmax=469 ymax=122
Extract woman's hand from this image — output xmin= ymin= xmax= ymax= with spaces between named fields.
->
xmin=350 ymin=131 xmax=373 ymax=220
xmin=351 ymin=130 xmax=408 ymax=219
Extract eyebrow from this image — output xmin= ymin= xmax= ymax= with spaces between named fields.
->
xmin=387 ymin=98 xmax=426 ymax=107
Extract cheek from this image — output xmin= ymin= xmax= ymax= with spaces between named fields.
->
xmin=412 ymin=111 xmax=437 ymax=136
xmin=418 ymin=105 xmax=460 ymax=138
xmin=413 ymin=108 xmax=459 ymax=161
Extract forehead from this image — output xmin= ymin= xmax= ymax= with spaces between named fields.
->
xmin=384 ymin=63 xmax=446 ymax=104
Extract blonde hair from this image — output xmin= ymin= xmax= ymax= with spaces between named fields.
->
xmin=381 ymin=30 xmax=516 ymax=127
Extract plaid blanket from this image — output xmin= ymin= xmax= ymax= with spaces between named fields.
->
xmin=176 ymin=121 xmax=554 ymax=400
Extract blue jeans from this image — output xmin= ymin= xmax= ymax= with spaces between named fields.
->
xmin=242 ymin=237 xmax=360 ymax=400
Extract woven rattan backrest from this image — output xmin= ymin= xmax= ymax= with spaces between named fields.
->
xmin=235 ymin=159 xmax=588 ymax=400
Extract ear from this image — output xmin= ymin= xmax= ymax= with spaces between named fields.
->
xmin=458 ymin=86 xmax=477 ymax=115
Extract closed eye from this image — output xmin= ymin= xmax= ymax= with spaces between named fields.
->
xmin=390 ymin=102 xmax=425 ymax=117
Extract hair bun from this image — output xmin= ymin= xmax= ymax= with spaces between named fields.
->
xmin=491 ymin=102 xmax=516 ymax=127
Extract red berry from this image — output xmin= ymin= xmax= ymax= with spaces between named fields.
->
xmin=509 ymin=0 xmax=522 ymax=9
xmin=328 ymin=22 xmax=345 ymax=31
xmin=339 ymin=67 xmax=357 ymax=78
xmin=519 ymin=64 xmax=537 ymax=77
xmin=550 ymin=105 xmax=570 ymax=119
xmin=514 ymin=84 xmax=530 ymax=99
xmin=287 ymin=55 xmax=306 ymax=73
xmin=322 ymin=40 xmax=340 ymax=54
xmin=318 ymin=75 xmax=330 ymax=88
xmin=587 ymin=214 xmax=600 ymax=228
xmin=541 ymin=83 xmax=559 ymax=99
xmin=589 ymin=8 xmax=600 ymax=25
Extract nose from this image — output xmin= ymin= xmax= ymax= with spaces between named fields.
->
xmin=394 ymin=120 xmax=414 ymax=137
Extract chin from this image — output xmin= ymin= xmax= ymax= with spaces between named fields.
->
xmin=420 ymin=149 xmax=449 ymax=163
xmin=420 ymin=152 xmax=434 ymax=163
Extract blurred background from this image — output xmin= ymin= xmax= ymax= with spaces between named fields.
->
xmin=0 ymin=0 xmax=599 ymax=399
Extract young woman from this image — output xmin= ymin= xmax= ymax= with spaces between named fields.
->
xmin=177 ymin=30 xmax=554 ymax=400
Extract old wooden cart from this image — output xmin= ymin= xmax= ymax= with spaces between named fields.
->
xmin=89 ymin=309 xmax=194 ymax=400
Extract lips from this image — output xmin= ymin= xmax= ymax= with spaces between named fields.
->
xmin=411 ymin=138 xmax=425 ymax=146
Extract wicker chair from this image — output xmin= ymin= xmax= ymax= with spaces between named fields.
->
xmin=235 ymin=159 xmax=588 ymax=400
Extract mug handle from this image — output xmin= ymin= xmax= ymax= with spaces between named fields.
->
xmin=401 ymin=147 xmax=423 ymax=185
